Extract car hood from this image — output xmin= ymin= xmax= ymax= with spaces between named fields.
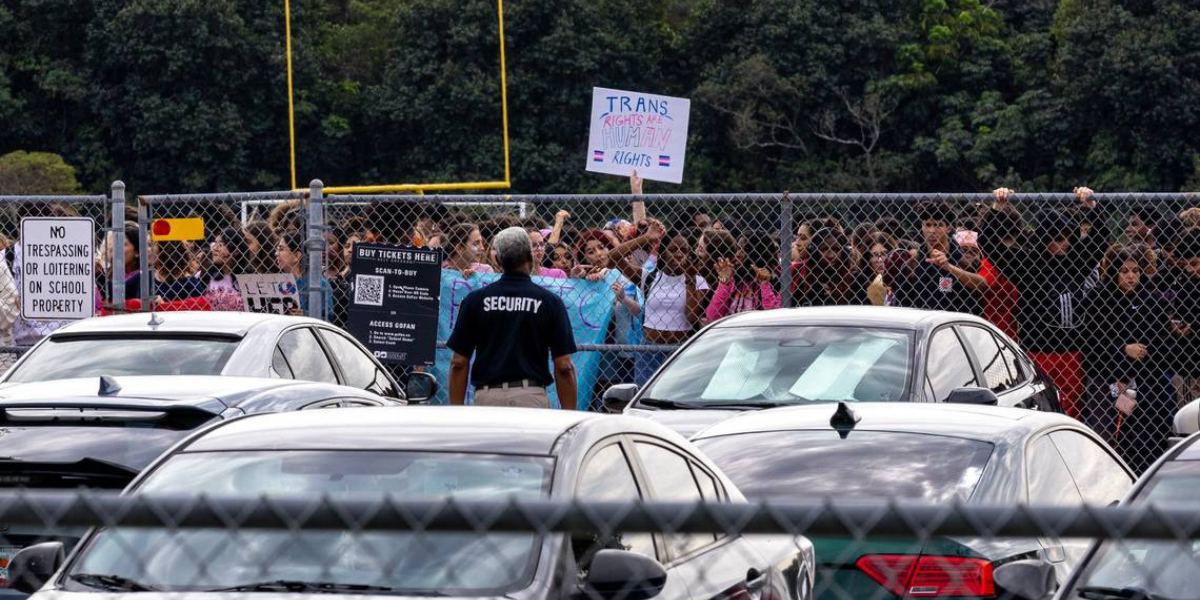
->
xmin=624 ymin=407 xmax=744 ymax=437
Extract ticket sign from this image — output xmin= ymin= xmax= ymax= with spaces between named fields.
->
xmin=20 ymin=217 xmax=95 ymax=320
xmin=347 ymin=243 xmax=441 ymax=365
xmin=586 ymin=87 xmax=691 ymax=184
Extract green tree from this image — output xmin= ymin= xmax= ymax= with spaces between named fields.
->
xmin=0 ymin=151 xmax=83 ymax=194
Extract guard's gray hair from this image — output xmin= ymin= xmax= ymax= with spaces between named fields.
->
xmin=493 ymin=226 xmax=533 ymax=271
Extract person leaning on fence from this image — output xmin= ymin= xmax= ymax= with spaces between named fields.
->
xmin=793 ymin=228 xmax=872 ymax=306
xmin=1166 ymin=229 xmax=1200 ymax=409
xmin=979 ymin=187 xmax=1108 ymax=418
xmin=275 ymin=230 xmax=333 ymax=319
xmin=889 ymin=200 xmax=987 ymax=315
xmin=705 ymin=228 xmax=781 ymax=321
xmin=1079 ymin=246 xmax=1172 ymax=473
xmin=447 ymin=227 xmax=578 ymax=409
xmin=203 ymin=227 xmax=249 ymax=312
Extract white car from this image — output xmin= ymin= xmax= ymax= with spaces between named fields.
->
xmin=1175 ymin=398 xmax=1199 ymax=440
xmin=1 ymin=312 xmax=435 ymax=402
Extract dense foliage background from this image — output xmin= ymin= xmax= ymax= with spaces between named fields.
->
xmin=2 ymin=0 xmax=1198 ymax=194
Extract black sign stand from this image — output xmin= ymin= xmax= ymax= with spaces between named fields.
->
xmin=346 ymin=243 xmax=441 ymax=365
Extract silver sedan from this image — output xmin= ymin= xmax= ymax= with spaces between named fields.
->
xmin=1 ymin=312 xmax=436 ymax=402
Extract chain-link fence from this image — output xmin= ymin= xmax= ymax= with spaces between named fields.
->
xmin=4 ymin=184 xmax=1199 ymax=474
xmin=0 ymin=491 xmax=1196 ymax=599
xmin=0 ymin=183 xmax=123 ymax=366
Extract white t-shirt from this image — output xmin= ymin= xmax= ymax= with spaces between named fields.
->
xmin=643 ymin=270 xmax=709 ymax=331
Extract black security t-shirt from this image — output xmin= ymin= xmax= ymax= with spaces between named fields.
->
xmin=446 ymin=272 xmax=577 ymax=387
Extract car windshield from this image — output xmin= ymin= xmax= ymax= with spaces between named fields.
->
xmin=6 ymin=336 xmax=239 ymax=383
xmin=70 ymin=450 xmax=553 ymax=594
xmin=0 ymin=425 xmax=195 ymax=486
xmin=696 ymin=430 xmax=993 ymax=503
xmin=1071 ymin=461 xmax=1200 ymax=598
xmin=640 ymin=326 xmax=913 ymax=406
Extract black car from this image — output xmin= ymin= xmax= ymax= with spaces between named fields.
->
xmin=0 ymin=375 xmax=403 ymax=595
xmin=13 ymin=407 xmax=815 ymax=600
xmin=690 ymin=402 xmax=1135 ymax=600
xmin=609 ymin=306 xmax=1061 ymax=437
xmin=1050 ymin=431 xmax=1200 ymax=600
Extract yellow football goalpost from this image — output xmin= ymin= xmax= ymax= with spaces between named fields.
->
xmin=283 ymin=0 xmax=512 ymax=194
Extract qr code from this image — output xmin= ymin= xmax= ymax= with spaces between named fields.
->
xmin=354 ymin=274 xmax=385 ymax=306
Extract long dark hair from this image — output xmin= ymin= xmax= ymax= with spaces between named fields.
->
xmin=208 ymin=226 xmax=252 ymax=283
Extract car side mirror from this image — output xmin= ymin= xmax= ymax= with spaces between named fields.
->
xmin=602 ymin=384 xmax=639 ymax=413
xmin=584 ymin=549 xmax=667 ymax=600
xmin=9 ymin=542 xmax=65 ymax=594
xmin=993 ymin=559 xmax=1056 ymax=600
xmin=946 ymin=387 xmax=998 ymax=406
xmin=404 ymin=372 xmax=438 ymax=404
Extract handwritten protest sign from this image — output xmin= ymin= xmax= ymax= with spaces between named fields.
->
xmin=431 ymin=269 xmax=619 ymax=409
xmin=586 ymin=87 xmax=690 ymax=184
xmin=238 ymin=273 xmax=301 ymax=315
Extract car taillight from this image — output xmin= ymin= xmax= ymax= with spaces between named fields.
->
xmin=856 ymin=554 xmax=994 ymax=597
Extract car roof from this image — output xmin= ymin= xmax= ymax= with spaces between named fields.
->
xmin=0 ymin=376 xmax=331 ymax=405
xmin=691 ymin=402 xmax=1078 ymax=442
xmin=183 ymin=407 xmax=652 ymax=456
xmin=710 ymin=305 xmax=988 ymax=331
xmin=1172 ymin=433 xmax=1200 ymax=461
xmin=46 ymin=311 xmax=324 ymax=337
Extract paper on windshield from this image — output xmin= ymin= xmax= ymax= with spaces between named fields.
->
xmin=701 ymin=342 xmax=779 ymax=400
xmin=788 ymin=337 xmax=900 ymax=400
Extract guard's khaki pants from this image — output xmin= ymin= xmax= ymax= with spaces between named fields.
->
xmin=474 ymin=386 xmax=550 ymax=408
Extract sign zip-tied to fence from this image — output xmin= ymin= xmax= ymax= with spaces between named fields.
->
xmin=20 ymin=218 xmax=95 ymax=320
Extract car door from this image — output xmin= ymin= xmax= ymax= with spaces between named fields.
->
xmin=313 ymin=328 xmax=402 ymax=398
xmin=271 ymin=328 xmax=339 ymax=384
xmin=629 ymin=438 xmax=769 ymax=600
xmin=923 ymin=327 xmax=981 ymax=402
xmin=573 ymin=440 xmax=691 ymax=600
xmin=1025 ymin=433 xmax=1088 ymax=578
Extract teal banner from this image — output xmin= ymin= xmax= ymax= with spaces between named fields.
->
xmin=431 ymin=269 xmax=619 ymax=408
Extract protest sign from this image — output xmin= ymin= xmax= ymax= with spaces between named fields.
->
xmin=346 ymin=243 xmax=441 ymax=365
xmin=20 ymin=217 xmax=95 ymax=320
xmin=586 ymin=87 xmax=690 ymax=184
xmin=431 ymin=269 xmax=618 ymax=409
xmin=239 ymin=273 xmax=301 ymax=314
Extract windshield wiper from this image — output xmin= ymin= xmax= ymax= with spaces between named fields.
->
xmin=1077 ymin=586 xmax=1176 ymax=600
xmin=69 ymin=573 xmax=159 ymax=592
xmin=697 ymin=401 xmax=797 ymax=410
xmin=209 ymin=580 xmax=399 ymax=594
xmin=636 ymin=398 xmax=705 ymax=410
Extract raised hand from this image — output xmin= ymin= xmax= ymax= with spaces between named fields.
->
xmin=630 ymin=170 xmax=644 ymax=195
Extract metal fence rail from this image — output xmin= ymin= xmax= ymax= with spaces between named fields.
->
xmin=0 ymin=492 xmax=1195 ymax=539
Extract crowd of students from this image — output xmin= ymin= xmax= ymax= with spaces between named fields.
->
xmin=3 ymin=183 xmax=1196 ymax=470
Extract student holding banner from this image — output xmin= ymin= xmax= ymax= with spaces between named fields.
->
xmin=447 ymin=227 xmax=578 ymax=409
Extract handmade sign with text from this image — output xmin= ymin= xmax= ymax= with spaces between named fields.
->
xmin=239 ymin=273 xmax=301 ymax=315
xmin=586 ymin=87 xmax=690 ymax=184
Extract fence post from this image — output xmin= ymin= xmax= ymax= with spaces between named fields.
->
xmin=778 ymin=191 xmax=793 ymax=308
xmin=110 ymin=181 xmax=126 ymax=308
xmin=306 ymin=179 xmax=325 ymax=320
xmin=137 ymin=197 xmax=150 ymax=308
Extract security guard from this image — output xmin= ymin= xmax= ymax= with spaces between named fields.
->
xmin=447 ymin=227 xmax=578 ymax=409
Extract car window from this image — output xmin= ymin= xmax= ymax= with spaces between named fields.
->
xmin=271 ymin=347 xmax=294 ymax=379
xmin=997 ymin=337 xmax=1028 ymax=383
xmin=634 ymin=442 xmax=718 ymax=557
xmin=1049 ymin=430 xmax=1133 ymax=505
xmin=1026 ymin=435 xmax=1084 ymax=505
xmin=316 ymin=330 xmax=398 ymax=396
xmin=6 ymin=336 xmax=239 ymax=383
xmin=276 ymin=329 xmax=338 ymax=384
xmin=697 ymin=431 xmax=992 ymax=503
xmin=958 ymin=325 xmax=1015 ymax=393
xmin=1068 ymin=461 xmax=1200 ymax=598
xmin=926 ymin=328 xmax=979 ymax=402
xmin=575 ymin=444 xmax=656 ymax=564
xmin=640 ymin=326 xmax=912 ymax=405
xmin=693 ymin=465 xmax=721 ymax=502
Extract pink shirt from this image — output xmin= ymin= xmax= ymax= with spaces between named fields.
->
xmin=706 ymin=280 xmax=782 ymax=321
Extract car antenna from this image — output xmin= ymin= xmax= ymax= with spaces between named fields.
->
xmin=98 ymin=375 xmax=121 ymax=396
xmin=147 ymin=309 xmax=164 ymax=328
xmin=830 ymin=402 xmax=860 ymax=439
